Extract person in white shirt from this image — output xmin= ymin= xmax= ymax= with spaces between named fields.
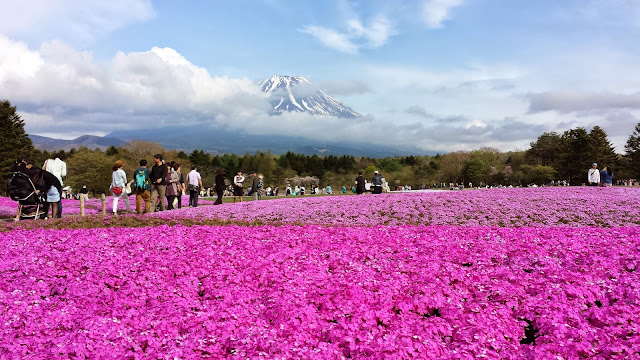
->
xmin=43 ymin=153 xmax=67 ymax=218
xmin=233 ymin=171 xmax=244 ymax=203
xmin=186 ymin=165 xmax=203 ymax=207
xmin=588 ymin=163 xmax=600 ymax=186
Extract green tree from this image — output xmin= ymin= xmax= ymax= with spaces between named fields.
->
xmin=0 ymin=100 xmax=35 ymax=194
xmin=105 ymin=146 xmax=119 ymax=156
xmin=65 ymin=148 xmax=113 ymax=196
xmin=559 ymin=128 xmax=590 ymax=185
xmin=378 ymin=158 xmax=403 ymax=173
xmin=624 ymin=122 xmax=640 ymax=178
xmin=527 ymin=132 xmax=563 ymax=167
xmin=588 ymin=126 xmax=617 ymax=168
xmin=465 ymin=157 xmax=487 ymax=186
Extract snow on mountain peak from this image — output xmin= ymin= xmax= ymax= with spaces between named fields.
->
xmin=259 ymin=75 xmax=362 ymax=118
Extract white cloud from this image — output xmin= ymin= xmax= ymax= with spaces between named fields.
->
xmin=0 ymin=0 xmax=154 ymax=45
xmin=421 ymin=0 xmax=463 ymax=28
xmin=300 ymin=26 xmax=359 ymax=54
xmin=301 ymin=16 xmax=395 ymax=54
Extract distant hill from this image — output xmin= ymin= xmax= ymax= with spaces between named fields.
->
xmin=30 ymin=135 xmax=126 ymax=151
xmin=106 ymin=126 xmax=432 ymax=157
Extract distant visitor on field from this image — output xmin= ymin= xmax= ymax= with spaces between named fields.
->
xmin=110 ymin=160 xmax=131 ymax=215
xmin=355 ymin=171 xmax=365 ymax=195
xmin=372 ymin=170 xmax=383 ymax=194
xmin=599 ymin=167 xmax=614 ymax=187
xmin=186 ymin=165 xmax=202 ymax=207
xmin=588 ymin=163 xmax=600 ymax=186
xmin=150 ymin=154 xmax=167 ymax=212
xmin=233 ymin=171 xmax=244 ymax=203
xmin=42 ymin=153 xmax=66 ymax=218
xmin=132 ymin=159 xmax=151 ymax=214
xmin=214 ymin=169 xmax=225 ymax=205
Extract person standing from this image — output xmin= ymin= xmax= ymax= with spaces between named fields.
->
xmin=110 ymin=160 xmax=131 ymax=215
xmin=372 ymin=170 xmax=383 ymax=194
xmin=588 ymin=163 xmax=600 ymax=186
xmin=186 ymin=165 xmax=203 ymax=207
xmin=80 ymin=185 xmax=89 ymax=201
xmin=166 ymin=163 xmax=180 ymax=210
xmin=355 ymin=171 xmax=366 ymax=194
xmin=257 ymin=175 xmax=264 ymax=200
xmin=175 ymin=163 xmax=184 ymax=208
xmin=132 ymin=159 xmax=151 ymax=214
xmin=233 ymin=171 xmax=245 ymax=203
xmin=42 ymin=153 xmax=66 ymax=218
xmin=600 ymin=167 xmax=614 ymax=187
xmin=26 ymin=159 xmax=62 ymax=219
xmin=149 ymin=154 xmax=167 ymax=212
xmin=214 ymin=169 xmax=226 ymax=205
xmin=251 ymin=171 xmax=260 ymax=201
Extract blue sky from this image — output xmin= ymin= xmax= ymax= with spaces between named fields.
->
xmin=1 ymin=0 xmax=640 ymax=152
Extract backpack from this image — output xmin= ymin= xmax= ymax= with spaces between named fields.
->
xmin=133 ymin=168 xmax=149 ymax=191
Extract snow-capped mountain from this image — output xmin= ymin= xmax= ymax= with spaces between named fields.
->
xmin=259 ymin=75 xmax=362 ymax=118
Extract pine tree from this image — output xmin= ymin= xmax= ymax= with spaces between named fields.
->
xmin=1 ymin=100 xmax=34 ymax=193
xmin=587 ymin=126 xmax=617 ymax=168
xmin=624 ymin=122 xmax=640 ymax=178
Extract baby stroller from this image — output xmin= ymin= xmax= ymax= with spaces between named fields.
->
xmin=7 ymin=171 xmax=47 ymax=220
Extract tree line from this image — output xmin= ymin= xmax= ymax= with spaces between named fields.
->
xmin=2 ymin=99 xmax=640 ymax=196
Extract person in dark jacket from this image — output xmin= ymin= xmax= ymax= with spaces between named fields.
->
xmin=372 ymin=170 xmax=383 ymax=194
xmin=355 ymin=171 xmax=366 ymax=195
xmin=214 ymin=169 xmax=226 ymax=205
xmin=149 ymin=154 xmax=167 ymax=212
xmin=251 ymin=171 xmax=260 ymax=200
xmin=26 ymin=159 xmax=62 ymax=219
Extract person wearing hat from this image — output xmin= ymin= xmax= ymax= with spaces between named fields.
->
xmin=372 ymin=170 xmax=384 ymax=194
xmin=110 ymin=160 xmax=131 ymax=215
xmin=588 ymin=163 xmax=600 ymax=186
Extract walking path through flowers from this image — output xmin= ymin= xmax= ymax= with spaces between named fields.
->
xmin=1 ymin=187 xmax=639 ymax=358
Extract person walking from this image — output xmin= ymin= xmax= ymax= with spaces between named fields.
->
xmin=186 ymin=165 xmax=203 ymax=207
xmin=175 ymin=163 xmax=184 ymax=208
xmin=166 ymin=163 xmax=181 ymax=210
xmin=372 ymin=170 xmax=383 ymax=194
xmin=149 ymin=154 xmax=167 ymax=212
xmin=233 ymin=171 xmax=244 ymax=203
xmin=251 ymin=171 xmax=260 ymax=201
xmin=42 ymin=153 xmax=66 ymax=218
xmin=132 ymin=159 xmax=151 ymax=214
xmin=110 ymin=160 xmax=131 ymax=215
xmin=588 ymin=163 xmax=600 ymax=186
xmin=600 ymin=167 xmax=614 ymax=187
xmin=214 ymin=169 xmax=225 ymax=205
xmin=355 ymin=171 xmax=366 ymax=194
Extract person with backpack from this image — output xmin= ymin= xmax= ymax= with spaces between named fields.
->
xmin=26 ymin=159 xmax=62 ymax=219
xmin=132 ymin=159 xmax=151 ymax=214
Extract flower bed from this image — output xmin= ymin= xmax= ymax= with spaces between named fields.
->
xmin=153 ymin=187 xmax=640 ymax=227
xmin=1 ymin=225 xmax=638 ymax=358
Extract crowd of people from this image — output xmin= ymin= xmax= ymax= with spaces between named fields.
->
xmin=7 ymin=154 xmax=631 ymax=221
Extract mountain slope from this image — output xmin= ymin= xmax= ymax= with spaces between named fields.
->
xmin=30 ymin=135 xmax=126 ymax=151
xmin=259 ymin=75 xmax=362 ymax=118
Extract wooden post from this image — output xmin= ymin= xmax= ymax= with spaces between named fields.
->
xmin=101 ymin=193 xmax=106 ymax=215
xmin=80 ymin=195 xmax=85 ymax=217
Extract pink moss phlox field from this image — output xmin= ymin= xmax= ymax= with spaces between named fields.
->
xmin=0 ymin=195 xmax=213 ymax=217
xmin=153 ymin=187 xmax=640 ymax=227
xmin=1 ymin=225 xmax=639 ymax=358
